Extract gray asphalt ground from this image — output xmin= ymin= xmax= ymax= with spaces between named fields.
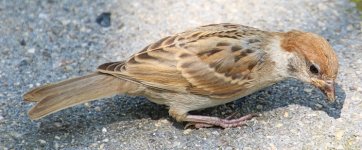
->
xmin=0 ymin=0 xmax=362 ymax=149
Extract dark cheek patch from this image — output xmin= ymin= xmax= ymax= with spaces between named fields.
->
xmin=287 ymin=58 xmax=298 ymax=73
xmin=287 ymin=64 xmax=297 ymax=73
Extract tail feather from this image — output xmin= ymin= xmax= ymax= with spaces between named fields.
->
xmin=24 ymin=73 xmax=141 ymax=120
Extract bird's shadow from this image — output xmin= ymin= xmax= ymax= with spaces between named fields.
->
xmin=32 ymin=79 xmax=345 ymax=132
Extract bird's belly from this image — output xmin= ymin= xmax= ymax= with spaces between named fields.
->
xmin=141 ymin=81 xmax=278 ymax=112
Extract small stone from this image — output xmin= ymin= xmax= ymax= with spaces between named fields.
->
xmin=90 ymin=143 xmax=98 ymax=148
xmin=172 ymin=141 xmax=181 ymax=147
xmin=19 ymin=39 xmax=26 ymax=46
xmin=27 ymin=48 xmax=35 ymax=54
xmin=28 ymin=84 xmax=34 ymax=88
xmin=18 ymin=60 xmax=29 ymax=67
xmin=39 ymin=139 xmax=46 ymax=144
xmin=346 ymin=24 xmax=353 ymax=31
xmin=99 ymin=143 xmax=105 ymax=150
xmin=335 ymin=130 xmax=344 ymax=141
xmin=336 ymin=145 xmax=344 ymax=149
xmin=269 ymin=143 xmax=277 ymax=150
xmin=154 ymin=121 xmax=161 ymax=127
xmin=84 ymin=102 xmax=91 ymax=108
xmin=243 ymin=147 xmax=253 ymax=150
xmin=349 ymin=86 xmax=357 ymax=91
xmin=0 ymin=115 xmax=3 ymax=120
xmin=357 ymin=87 xmax=362 ymax=92
xmin=160 ymin=119 xmax=169 ymax=124
xmin=315 ymin=103 xmax=323 ymax=110
xmin=64 ymin=65 xmax=73 ymax=71
xmin=212 ymin=131 xmax=220 ymax=135
xmin=54 ymin=142 xmax=59 ymax=149
xmin=95 ymin=106 xmax=101 ymax=112
xmin=304 ymin=88 xmax=313 ymax=93
xmin=256 ymin=104 xmax=263 ymax=110
xmin=54 ymin=122 xmax=62 ymax=128
xmin=102 ymin=127 xmax=107 ymax=133
xmin=275 ymin=123 xmax=283 ymax=128
xmin=225 ymin=146 xmax=233 ymax=150
xmin=284 ymin=112 xmax=289 ymax=118
xmin=55 ymin=136 xmax=61 ymax=140
xmin=60 ymin=19 xmax=71 ymax=25
xmin=103 ymin=138 xmax=109 ymax=142
xmin=183 ymin=129 xmax=192 ymax=135
xmin=96 ymin=12 xmax=111 ymax=27
xmin=38 ymin=13 xmax=48 ymax=19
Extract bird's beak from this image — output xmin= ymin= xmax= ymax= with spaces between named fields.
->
xmin=311 ymin=78 xmax=336 ymax=103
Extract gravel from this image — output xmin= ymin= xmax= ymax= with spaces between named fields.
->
xmin=0 ymin=0 xmax=361 ymax=149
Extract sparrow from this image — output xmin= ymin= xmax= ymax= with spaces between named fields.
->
xmin=24 ymin=23 xmax=339 ymax=128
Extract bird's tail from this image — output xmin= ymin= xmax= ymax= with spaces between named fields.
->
xmin=23 ymin=73 xmax=141 ymax=120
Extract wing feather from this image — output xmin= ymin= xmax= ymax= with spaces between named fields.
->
xmin=97 ymin=23 xmax=271 ymax=99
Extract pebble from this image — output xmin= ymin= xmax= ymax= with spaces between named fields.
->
xmin=315 ymin=103 xmax=323 ymax=110
xmin=95 ymin=106 xmax=101 ymax=112
xmin=172 ymin=141 xmax=181 ymax=147
xmin=183 ymin=129 xmax=192 ymax=135
xmin=256 ymin=104 xmax=263 ymax=110
xmin=212 ymin=131 xmax=220 ymax=136
xmin=54 ymin=122 xmax=62 ymax=128
xmin=275 ymin=123 xmax=283 ymax=128
xmin=55 ymin=136 xmax=61 ymax=140
xmin=225 ymin=146 xmax=234 ymax=150
xmin=84 ymin=102 xmax=91 ymax=108
xmin=39 ymin=139 xmax=46 ymax=144
xmin=303 ymin=88 xmax=313 ymax=93
xmin=349 ymin=86 xmax=357 ymax=91
xmin=99 ymin=143 xmax=105 ymax=150
xmin=27 ymin=48 xmax=35 ymax=54
xmin=357 ymin=87 xmax=362 ymax=92
xmin=38 ymin=13 xmax=48 ymax=19
xmin=160 ymin=119 xmax=169 ymax=124
xmin=336 ymin=145 xmax=344 ymax=149
xmin=19 ymin=39 xmax=26 ymax=46
xmin=283 ymin=112 xmax=289 ymax=118
xmin=64 ymin=65 xmax=73 ymax=71
xmin=102 ymin=127 xmax=107 ymax=133
xmin=96 ymin=12 xmax=111 ymax=27
xmin=335 ymin=130 xmax=344 ymax=141
xmin=347 ymin=24 xmax=354 ymax=31
xmin=54 ymin=142 xmax=59 ymax=149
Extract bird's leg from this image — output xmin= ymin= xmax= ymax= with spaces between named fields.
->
xmin=169 ymin=107 xmax=256 ymax=129
xmin=184 ymin=114 xmax=256 ymax=129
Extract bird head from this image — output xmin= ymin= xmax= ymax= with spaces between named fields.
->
xmin=281 ymin=30 xmax=339 ymax=103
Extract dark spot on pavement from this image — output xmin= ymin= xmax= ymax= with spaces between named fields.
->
xmin=96 ymin=12 xmax=111 ymax=27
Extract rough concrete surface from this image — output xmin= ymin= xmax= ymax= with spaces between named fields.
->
xmin=0 ymin=0 xmax=361 ymax=149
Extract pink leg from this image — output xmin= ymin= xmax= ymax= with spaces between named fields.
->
xmin=184 ymin=114 xmax=256 ymax=128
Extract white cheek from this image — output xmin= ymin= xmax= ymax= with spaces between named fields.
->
xmin=267 ymin=38 xmax=294 ymax=78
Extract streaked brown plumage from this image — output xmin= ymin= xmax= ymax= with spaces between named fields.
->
xmin=24 ymin=23 xmax=339 ymax=128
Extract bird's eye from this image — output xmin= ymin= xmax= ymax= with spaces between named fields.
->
xmin=309 ymin=64 xmax=319 ymax=74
